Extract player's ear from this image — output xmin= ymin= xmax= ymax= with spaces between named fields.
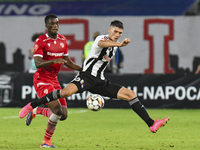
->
xmin=45 ymin=23 xmax=48 ymax=28
xmin=108 ymin=27 xmax=111 ymax=33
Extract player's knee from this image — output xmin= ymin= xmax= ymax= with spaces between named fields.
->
xmin=52 ymin=106 xmax=63 ymax=116
xmin=127 ymin=90 xmax=137 ymax=101
xmin=61 ymin=90 xmax=72 ymax=98
xmin=60 ymin=113 xmax=68 ymax=121
xmin=61 ymin=84 xmax=77 ymax=98
xmin=118 ymin=87 xmax=137 ymax=101
xmin=132 ymin=90 xmax=137 ymax=98
xmin=60 ymin=107 xmax=68 ymax=121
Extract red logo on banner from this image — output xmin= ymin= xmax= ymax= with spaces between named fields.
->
xmin=59 ymin=19 xmax=89 ymax=50
xmin=144 ymin=19 xmax=174 ymax=74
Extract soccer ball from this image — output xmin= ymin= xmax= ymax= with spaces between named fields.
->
xmin=86 ymin=94 xmax=105 ymax=111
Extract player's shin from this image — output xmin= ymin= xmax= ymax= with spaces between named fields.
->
xmin=129 ymin=97 xmax=154 ymax=127
xmin=31 ymin=90 xmax=62 ymax=108
xmin=44 ymin=113 xmax=61 ymax=142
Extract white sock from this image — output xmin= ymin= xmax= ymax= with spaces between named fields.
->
xmin=32 ymin=107 xmax=37 ymax=114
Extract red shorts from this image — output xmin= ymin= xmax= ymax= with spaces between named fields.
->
xmin=33 ymin=72 xmax=67 ymax=107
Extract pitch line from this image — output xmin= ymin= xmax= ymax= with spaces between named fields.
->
xmin=1 ymin=109 xmax=88 ymax=119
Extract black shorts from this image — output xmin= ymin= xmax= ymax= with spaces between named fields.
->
xmin=71 ymin=72 xmax=122 ymax=98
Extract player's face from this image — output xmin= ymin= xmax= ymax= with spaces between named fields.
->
xmin=46 ymin=18 xmax=59 ymax=37
xmin=108 ymin=26 xmax=123 ymax=42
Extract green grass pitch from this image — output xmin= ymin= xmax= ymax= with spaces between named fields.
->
xmin=0 ymin=108 xmax=199 ymax=150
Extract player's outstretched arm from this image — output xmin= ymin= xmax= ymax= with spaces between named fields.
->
xmin=63 ymin=56 xmax=82 ymax=71
xmin=98 ymin=38 xmax=130 ymax=48
xmin=98 ymin=39 xmax=120 ymax=48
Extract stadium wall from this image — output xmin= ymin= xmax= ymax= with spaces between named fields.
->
xmin=1 ymin=16 xmax=200 ymax=74
xmin=0 ymin=72 xmax=200 ymax=109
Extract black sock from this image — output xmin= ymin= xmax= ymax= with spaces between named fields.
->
xmin=129 ymin=97 xmax=154 ymax=127
xmin=30 ymin=90 xmax=62 ymax=108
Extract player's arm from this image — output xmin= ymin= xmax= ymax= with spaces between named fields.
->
xmin=63 ymin=56 xmax=82 ymax=71
xmin=98 ymin=38 xmax=130 ymax=48
xmin=34 ymin=56 xmax=67 ymax=68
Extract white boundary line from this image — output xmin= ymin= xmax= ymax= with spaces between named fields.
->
xmin=1 ymin=109 xmax=89 ymax=119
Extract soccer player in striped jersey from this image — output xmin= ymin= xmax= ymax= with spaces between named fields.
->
xmin=20 ymin=20 xmax=169 ymax=137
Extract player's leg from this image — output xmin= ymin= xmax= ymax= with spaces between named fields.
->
xmin=19 ymin=83 xmax=78 ymax=118
xmin=117 ymin=87 xmax=169 ymax=133
xmin=117 ymin=87 xmax=154 ymax=125
xmin=26 ymin=107 xmax=52 ymax=126
xmin=94 ymin=80 xmax=169 ymax=133
xmin=31 ymin=83 xmax=78 ymax=107
xmin=26 ymin=78 xmax=55 ymax=125
xmin=25 ymin=77 xmax=67 ymax=122
xmin=19 ymin=73 xmax=92 ymax=119
xmin=58 ymin=97 xmax=68 ymax=121
xmin=27 ymin=101 xmax=66 ymax=124
xmin=40 ymin=100 xmax=63 ymax=148
xmin=31 ymin=104 xmax=67 ymax=120
xmin=48 ymin=82 xmax=68 ymax=121
xmin=36 ymin=107 xmax=52 ymax=117
xmin=38 ymin=97 xmax=67 ymax=148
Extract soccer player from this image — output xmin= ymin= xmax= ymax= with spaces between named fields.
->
xmin=24 ymin=14 xmax=82 ymax=148
xmin=20 ymin=20 xmax=169 ymax=139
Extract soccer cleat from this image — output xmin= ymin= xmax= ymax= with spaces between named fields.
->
xmin=19 ymin=102 xmax=33 ymax=118
xmin=149 ymin=117 xmax=170 ymax=133
xmin=40 ymin=140 xmax=56 ymax=148
xmin=26 ymin=110 xmax=36 ymax=126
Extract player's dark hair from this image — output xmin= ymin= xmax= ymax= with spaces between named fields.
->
xmin=110 ymin=20 xmax=123 ymax=29
xmin=45 ymin=14 xmax=58 ymax=24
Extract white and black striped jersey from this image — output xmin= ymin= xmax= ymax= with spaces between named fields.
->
xmin=82 ymin=34 xmax=119 ymax=80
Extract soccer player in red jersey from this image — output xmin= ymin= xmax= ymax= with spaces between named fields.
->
xmin=25 ymin=14 xmax=82 ymax=148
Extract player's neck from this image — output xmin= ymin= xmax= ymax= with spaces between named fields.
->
xmin=47 ymin=33 xmax=57 ymax=39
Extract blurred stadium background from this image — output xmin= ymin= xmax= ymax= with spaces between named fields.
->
xmin=1 ymin=0 xmax=200 ymax=109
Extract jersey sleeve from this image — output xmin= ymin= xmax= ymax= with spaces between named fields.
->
xmin=33 ymin=37 xmax=44 ymax=58
xmin=93 ymin=35 xmax=104 ymax=48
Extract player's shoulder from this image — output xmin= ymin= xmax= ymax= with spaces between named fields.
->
xmin=98 ymin=34 xmax=108 ymax=40
xmin=35 ymin=34 xmax=47 ymax=42
xmin=57 ymin=34 xmax=66 ymax=40
xmin=103 ymin=34 xmax=109 ymax=40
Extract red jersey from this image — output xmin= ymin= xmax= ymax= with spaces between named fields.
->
xmin=33 ymin=33 xmax=68 ymax=78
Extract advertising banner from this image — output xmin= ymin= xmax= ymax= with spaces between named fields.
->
xmin=1 ymin=72 xmax=200 ymax=109
xmin=0 ymin=1 xmax=195 ymax=16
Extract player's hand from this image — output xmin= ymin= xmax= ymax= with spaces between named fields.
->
xmin=62 ymin=59 xmax=68 ymax=64
xmin=119 ymin=38 xmax=130 ymax=47
xmin=53 ymin=58 xmax=67 ymax=64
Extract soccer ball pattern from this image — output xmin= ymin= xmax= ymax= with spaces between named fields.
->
xmin=86 ymin=94 xmax=105 ymax=111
